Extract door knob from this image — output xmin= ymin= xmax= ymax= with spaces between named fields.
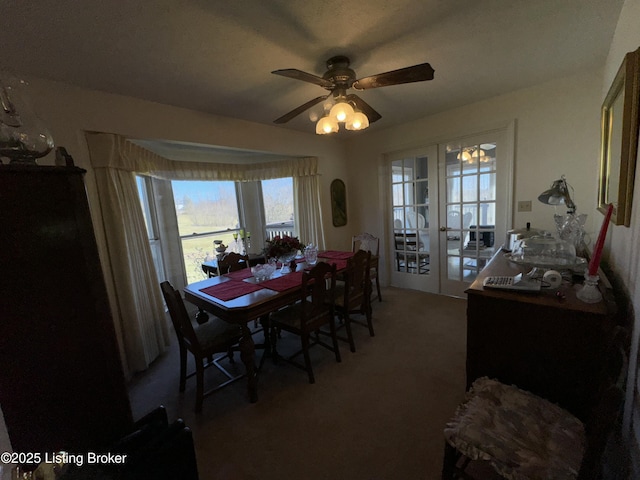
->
xmin=439 ymin=226 xmax=447 ymax=231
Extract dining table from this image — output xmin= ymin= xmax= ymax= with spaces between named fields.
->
xmin=183 ymin=250 xmax=354 ymax=402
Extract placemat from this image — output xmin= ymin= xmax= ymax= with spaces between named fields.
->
xmin=224 ymin=268 xmax=254 ymax=280
xmin=261 ymin=271 xmax=304 ymax=292
xmin=200 ymin=280 xmax=264 ymax=301
xmin=318 ymin=250 xmax=354 ymax=260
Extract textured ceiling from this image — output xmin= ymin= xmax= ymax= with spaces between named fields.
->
xmin=0 ymin=0 xmax=624 ymax=140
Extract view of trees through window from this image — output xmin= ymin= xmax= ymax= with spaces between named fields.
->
xmin=262 ymin=177 xmax=294 ymax=226
xmin=169 ymin=177 xmax=295 ymax=284
xmin=172 ymin=180 xmax=240 ymax=283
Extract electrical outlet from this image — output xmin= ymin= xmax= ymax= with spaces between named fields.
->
xmin=518 ymin=200 xmax=532 ymax=212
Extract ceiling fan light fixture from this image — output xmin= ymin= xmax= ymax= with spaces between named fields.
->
xmin=345 ymin=111 xmax=369 ymax=131
xmin=329 ymin=101 xmax=354 ymax=123
xmin=316 ymin=116 xmax=338 ymax=134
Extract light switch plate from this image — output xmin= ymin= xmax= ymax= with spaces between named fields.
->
xmin=518 ymin=200 xmax=532 ymax=212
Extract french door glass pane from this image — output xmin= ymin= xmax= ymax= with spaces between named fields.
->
xmin=392 ymin=155 xmax=430 ymax=275
xmin=444 ymin=141 xmax=498 ymax=284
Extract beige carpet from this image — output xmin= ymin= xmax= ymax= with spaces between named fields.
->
xmin=128 ymin=286 xmax=468 ymax=480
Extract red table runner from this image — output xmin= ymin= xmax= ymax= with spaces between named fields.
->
xmin=200 ymin=280 xmax=264 ymax=301
xmin=261 ymin=271 xmax=304 ymax=292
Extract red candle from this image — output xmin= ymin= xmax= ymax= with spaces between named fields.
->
xmin=588 ymin=203 xmax=614 ymax=276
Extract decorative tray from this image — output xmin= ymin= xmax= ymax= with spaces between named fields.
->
xmin=505 ymin=253 xmax=588 ymax=272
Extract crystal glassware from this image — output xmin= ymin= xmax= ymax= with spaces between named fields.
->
xmin=0 ymin=73 xmax=54 ymax=164
xmin=576 ymin=274 xmax=603 ymax=303
xmin=304 ymin=243 xmax=318 ymax=265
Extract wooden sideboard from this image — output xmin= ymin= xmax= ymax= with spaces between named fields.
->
xmin=465 ymin=249 xmax=617 ymax=421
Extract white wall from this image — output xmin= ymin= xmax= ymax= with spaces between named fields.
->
xmin=21 ymin=75 xmax=349 ymax=250
xmin=601 ymin=0 xmax=640 ymax=473
xmin=345 ymin=69 xmax=604 ymax=280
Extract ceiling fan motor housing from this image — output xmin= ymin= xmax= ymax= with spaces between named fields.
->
xmin=323 ymin=56 xmax=356 ymax=90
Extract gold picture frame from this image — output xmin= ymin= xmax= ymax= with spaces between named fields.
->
xmin=598 ymin=47 xmax=640 ymax=227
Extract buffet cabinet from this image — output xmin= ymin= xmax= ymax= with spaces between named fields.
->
xmin=465 ymin=249 xmax=617 ymax=421
xmin=0 ymin=164 xmax=133 ymax=453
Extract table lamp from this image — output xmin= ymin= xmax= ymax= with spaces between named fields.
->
xmin=538 ymin=175 xmax=586 ymax=254
xmin=537 ymin=175 xmax=576 ymax=213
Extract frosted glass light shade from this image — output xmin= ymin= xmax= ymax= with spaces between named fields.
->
xmin=329 ymin=102 xmax=354 ymax=123
xmin=316 ymin=116 xmax=338 ymax=134
xmin=345 ymin=111 xmax=369 ymax=130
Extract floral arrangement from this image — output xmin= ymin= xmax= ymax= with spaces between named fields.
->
xmin=263 ymin=235 xmax=305 ymax=259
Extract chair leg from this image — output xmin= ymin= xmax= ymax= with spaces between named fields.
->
xmin=301 ymin=334 xmax=315 ymax=384
xmin=195 ymin=358 xmax=205 ymax=413
xmin=178 ymin=343 xmax=187 ymax=392
xmin=343 ymin=313 xmax=356 ymax=353
xmin=270 ymin=320 xmax=280 ymax=364
xmin=328 ymin=317 xmax=343 ymax=362
xmin=375 ymin=272 xmax=382 ymax=302
xmin=364 ymin=297 xmax=375 ymax=337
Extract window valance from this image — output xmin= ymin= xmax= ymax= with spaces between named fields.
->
xmin=86 ymin=132 xmax=318 ymax=180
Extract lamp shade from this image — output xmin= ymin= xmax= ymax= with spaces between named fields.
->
xmin=329 ymin=102 xmax=355 ymax=123
xmin=538 ymin=176 xmax=576 ymax=213
xmin=316 ymin=116 xmax=338 ymax=134
xmin=345 ymin=111 xmax=369 ymax=131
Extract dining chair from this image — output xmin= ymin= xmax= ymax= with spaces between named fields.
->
xmin=441 ymin=327 xmax=628 ymax=479
xmin=269 ymin=262 xmax=341 ymax=384
xmin=217 ymin=252 xmax=250 ymax=275
xmin=335 ymin=249 xmax=373 ymax=352
xmin=394 ymin=233 xmax=429 ymax=273
xmin=352 ymin=232 xmax=382 ymax=302
xmin=160 ymin=281 xmax=245 ymax=412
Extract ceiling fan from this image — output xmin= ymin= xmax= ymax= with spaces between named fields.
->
xmin=272 ymin=55 xmax=435 ymax=132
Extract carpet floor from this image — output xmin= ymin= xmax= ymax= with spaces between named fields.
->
xmin=128 ymin=286 xmax=468 ymax=479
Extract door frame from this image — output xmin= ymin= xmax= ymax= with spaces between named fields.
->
xmin=384 ymin=145 xmax=440 ymax=294
xmin=438 ymin=124 xmax=515 ymax=297
xmin=382 ymin=121 xmax=514 ymax=297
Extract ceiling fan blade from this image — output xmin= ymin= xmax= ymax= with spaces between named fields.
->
xmin=274 ymin=95 xmax=328 ymax=124
xmin=272 ymin=69 xmax=335 ymax=88
xmin=347 ymin=94 xmax=382 ymax=123
xmin=353 ymin=63 xmax=435 ymax=90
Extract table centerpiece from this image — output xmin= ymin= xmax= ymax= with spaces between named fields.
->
xmin=263 ymin=235 xmax=305 ymax=274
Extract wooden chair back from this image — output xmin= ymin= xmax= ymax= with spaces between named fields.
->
xmin=217 ymin=252 xmax=249 ymax=275
xmin=299 ymin=261 xmax=337 ymax=332
xmin=160 ymin=281 xmax=200 ymax=353
xmin=342 ymin=249 xmax=371 ymax=310
xmin=352 ymin=232 xmax=379 ymax=256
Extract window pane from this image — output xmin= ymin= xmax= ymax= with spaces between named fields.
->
xmin=262 ymin=178 xmax=293 ymax=224
xmin=136 ymin=176 xmax=154 ymax=240
xmin=262 ymin=177 xmax=294 ymax=240
xmin=462 ymin=175 xmax=477 ymax=202
xmin=172 ymin=180 xmax=239 ymax=236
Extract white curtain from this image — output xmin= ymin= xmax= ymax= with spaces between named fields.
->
xmin=294 ymin=175 xmax=326 ymax=249
xmin=85 ymin=134 xmax=171 ymax=376
xmin=85 ymin=132 xmax=324 ymax=374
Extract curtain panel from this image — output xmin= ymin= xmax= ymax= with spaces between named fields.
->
xmin=85 ymin=134 xmax=171 ymax=376
xmin=85 ymin=132 xmax=325 ymax=375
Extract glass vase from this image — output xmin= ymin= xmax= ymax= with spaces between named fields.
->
xmin=278 ymin=252 xmax=296 ymax=274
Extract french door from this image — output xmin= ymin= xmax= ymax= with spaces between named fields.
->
xmin=389 ymin=146 xmax=440 ymax=293
xmin=388 ymin=126 xmax=512 ymax=296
